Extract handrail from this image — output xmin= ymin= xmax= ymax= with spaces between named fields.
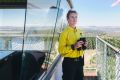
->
xmin=38 ymin=55 xmax=62 ymax=80
xmin=96 ymin=36 xmax=120 ymax=53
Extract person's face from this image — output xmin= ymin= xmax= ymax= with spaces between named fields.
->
xmin=67 ymin=13 xmax=77 ymax=27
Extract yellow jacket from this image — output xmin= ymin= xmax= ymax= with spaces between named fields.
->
xmin=58 ymin=26 xmax=84 ymax=58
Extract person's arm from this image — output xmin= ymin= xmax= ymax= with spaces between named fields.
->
xmin=58 ymin=31 xmax=74 ymax=56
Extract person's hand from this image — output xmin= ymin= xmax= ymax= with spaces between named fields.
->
xmin=74 ymin=41 xmax=84 ymax=49
xmin=84 ymin=42 xmax=87 ymax=47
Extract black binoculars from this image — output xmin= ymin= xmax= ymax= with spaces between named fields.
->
xmin=77 ymin=37 xmax=86 ymax=51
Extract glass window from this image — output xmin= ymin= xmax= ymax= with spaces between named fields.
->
xmin=0 ymin=0 xmax=72 ymax=80
xmin=0 ymin=9 xmax=25 ymax=80
xmin=0 ymin=9 xmax=25 ymax=50
xmin=49 ymin=0 xmax=71 ymax=66
xmin=20 ymin=0 xmax=60 ymax=80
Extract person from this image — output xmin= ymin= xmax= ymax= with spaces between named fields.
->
xmin=58 ymin=10 xmax=87 ymax=80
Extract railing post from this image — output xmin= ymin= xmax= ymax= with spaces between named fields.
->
xmin=115 ymin=53 xmax=120 ymax=80
xmin=96 ymin=36 xmax=102 ymax=80
xmin=96 ymin=37 xmax=98 ymax=54
xmin=103 ymin=43 xmax=107 ymax=80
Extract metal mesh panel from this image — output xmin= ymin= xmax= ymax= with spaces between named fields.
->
xmin=96 ymin=36 xmax=120 ymax=80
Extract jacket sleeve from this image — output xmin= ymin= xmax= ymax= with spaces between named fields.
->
xmin=58 ymin=31 xmax=73 ymax=56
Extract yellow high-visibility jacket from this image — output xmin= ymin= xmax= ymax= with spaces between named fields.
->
xmin=58 ymin=26 xmax=84 ymax=58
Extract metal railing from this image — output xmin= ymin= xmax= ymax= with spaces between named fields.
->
xmin=96 ymin=36 xmax=120 ymax=80
xmin=38 ymin=55 xmax=62 ymax=80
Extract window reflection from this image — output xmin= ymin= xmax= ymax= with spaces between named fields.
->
xmin=0 ymin=9 xmax=25 ymax=50
xmin=21 ymin=0 xmax=60 ymax=79
xmin=28 ymin=0 xmax=57 ymax=9
xmin=48 ymin=0 xmax=70 ymax=69
xmin=0 ymin=0 xmax=71 ymax=79
xmin=0 ymin=9 xmax=25 ymax=80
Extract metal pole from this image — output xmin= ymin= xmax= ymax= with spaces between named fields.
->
xmin=103 ymin=43 xmax=107 ymax=80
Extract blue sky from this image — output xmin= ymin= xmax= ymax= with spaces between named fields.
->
xmin=73 ymin=0 xmax=120 ymax=27
xmin=0 ymin=0 xmax=120 ymax=28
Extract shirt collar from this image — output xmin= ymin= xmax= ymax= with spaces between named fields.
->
xmin=67 ymin=25 xmax=77 ymax=31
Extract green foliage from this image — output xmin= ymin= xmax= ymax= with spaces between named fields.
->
xmin=90 ymin=55 xmax=96 ymax=64
xmin=106 ymin=56 xmax=115 ymax=80
xmin=86 ymin=37 xmax=96 ymax=49
xmin=104 ymin=37 xmax=120 ymax=49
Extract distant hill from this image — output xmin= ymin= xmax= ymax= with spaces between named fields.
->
xmin=0 ymin=26 xmax=120 ymax=37
xmin=80 ymin=26 xmax=120 ymax=37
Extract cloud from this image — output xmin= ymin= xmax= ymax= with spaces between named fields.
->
xmin=111 ymin=0 xmax=120 ymax=7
